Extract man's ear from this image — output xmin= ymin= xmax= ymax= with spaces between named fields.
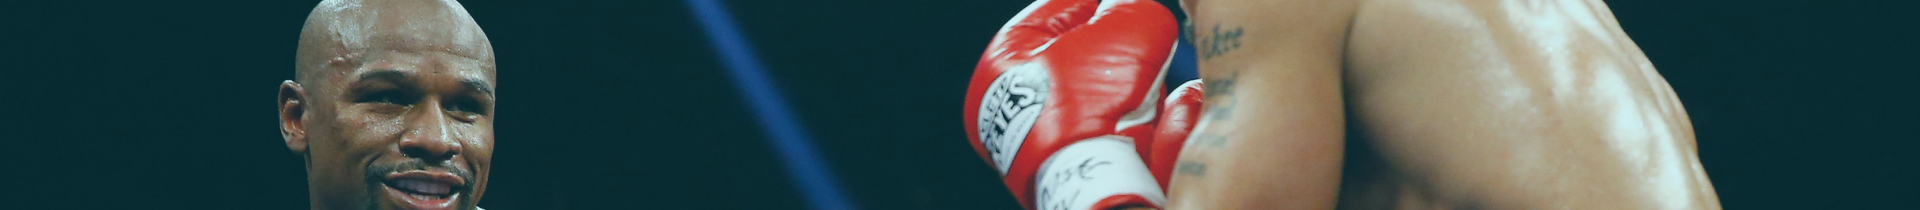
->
xmin=279 ymin=80 xmax=309 ymax=154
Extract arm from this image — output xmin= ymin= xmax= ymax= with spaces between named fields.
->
xmin=1166 ymin=0 xmax=1356 ymax=209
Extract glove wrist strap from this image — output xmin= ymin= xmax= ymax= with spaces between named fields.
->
xmin=1035 ymin=136 xmax=1167 ymax=210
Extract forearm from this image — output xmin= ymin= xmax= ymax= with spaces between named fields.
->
xmin=1164 ymin=1 xmax=1352 ymax=207
xmin=1165 ymin=60 xmax=1345 ymax=210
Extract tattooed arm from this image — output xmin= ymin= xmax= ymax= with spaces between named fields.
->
xmin=1166 ymin=0 xmax=1358 ymax=209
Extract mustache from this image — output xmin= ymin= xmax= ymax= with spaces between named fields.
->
xmin=364 ymin=159 xmax=476 ymax=189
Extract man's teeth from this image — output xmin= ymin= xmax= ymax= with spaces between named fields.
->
xmin=395 ymin=179 xmax=452 ymax=195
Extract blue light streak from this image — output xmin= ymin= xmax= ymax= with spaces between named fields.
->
xmin=682 ymin=0 xmax=855 ymax=209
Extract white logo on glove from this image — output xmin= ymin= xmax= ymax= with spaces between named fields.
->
xmin=978 ymin=63 xmax=1051 ymax=175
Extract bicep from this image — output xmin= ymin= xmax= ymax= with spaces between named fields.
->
xmin=1165 ymin=0 xmax=1354 ymax=209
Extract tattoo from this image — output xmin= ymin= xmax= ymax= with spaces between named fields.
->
xmin=1200 ymin=73 xmax=1238 ymax=122
xmin=1180 ymin=76 xmax=1239 ymax=178
xmin=1177 ymin=22 xmax=1246 ymax=179
xmin=1191 ymin=23 xmax=1245 ymax=60
xmin=1175 ymin=161 xmax=1208 ymax=175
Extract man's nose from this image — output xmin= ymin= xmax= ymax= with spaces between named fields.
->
xmin=401 ymin=100 xmax=462 ymax=162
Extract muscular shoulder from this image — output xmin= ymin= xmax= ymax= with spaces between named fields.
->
xmin=1343 ymin=0 xmax=1719 ymax=209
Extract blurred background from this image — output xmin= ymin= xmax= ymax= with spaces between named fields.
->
xmin=0 ymin=0 xmax=1912 ymax=209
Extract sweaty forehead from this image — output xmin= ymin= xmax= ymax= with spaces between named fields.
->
xmin=300 ymin=0 xmax=495 ymax=79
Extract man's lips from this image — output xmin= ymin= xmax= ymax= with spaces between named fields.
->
xmin=382 ymin=170 xmax=467 ymax=210
xmin=386 ymin=171 xmax=466 ymax=195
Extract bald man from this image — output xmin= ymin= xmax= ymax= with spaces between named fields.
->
xmin=276 ymin=0 xmax=495 ymax=210
xmin=1163 ymin=0 xmax=1722 ymax=209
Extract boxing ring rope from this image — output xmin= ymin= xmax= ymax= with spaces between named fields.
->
xmin=683 ymin=0 xmax=856 ymax=209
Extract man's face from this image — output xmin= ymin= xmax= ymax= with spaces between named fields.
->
xmin=282 ymin=1 xmax=496 ymax=209
xmin=306 ymin=47 xmax=495 ymax=210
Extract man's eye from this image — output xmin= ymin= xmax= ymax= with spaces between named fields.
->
xmin=446 ymin=98 xmax=484 ymax=115
xmin=356 ymin=91 xmax=412 ymax=105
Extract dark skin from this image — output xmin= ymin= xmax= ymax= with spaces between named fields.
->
xmin=279 ymin=0 xmax=496 ymax=209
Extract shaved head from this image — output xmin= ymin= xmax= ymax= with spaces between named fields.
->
xmin=281 ymin=1 xmax=498 ymax=210
xmin=297 ymin=0 xmax=493 ymax=91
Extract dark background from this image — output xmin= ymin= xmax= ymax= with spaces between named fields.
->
xmin=1 ymin=0 xmax=1912 ymax=209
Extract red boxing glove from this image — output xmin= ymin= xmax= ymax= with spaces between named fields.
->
xmin=1148 ymin=79 xmax=1203 ymax=190
xmin=963 ymin=0 xmax=1179 ymax=209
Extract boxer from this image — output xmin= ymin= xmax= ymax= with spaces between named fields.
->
xmin=278 ymin=0 xmax=496 ymax=209
xmin=1165 ymin=0 xmax=1723 ymax=209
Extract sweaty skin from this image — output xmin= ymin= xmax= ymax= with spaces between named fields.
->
xmin=1167 ymin=0 xmax=1721 ymax=209
xmin=279 ymin=0 xmax=496 ymax=210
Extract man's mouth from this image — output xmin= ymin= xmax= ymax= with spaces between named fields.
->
xmin=382 ymin=170 xmax=467 ymax=210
